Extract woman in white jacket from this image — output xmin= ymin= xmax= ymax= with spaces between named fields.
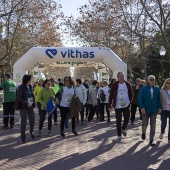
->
xmin=98 ymin=81 xmax=110 ymax=122
xmin=75 ymin=79 xmax=87 ymax=125
xmin=160 ymin=78 xmax=170 ymax=144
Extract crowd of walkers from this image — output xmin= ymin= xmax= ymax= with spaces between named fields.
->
xmin=0 ymin=72 xmax=170 ymax=146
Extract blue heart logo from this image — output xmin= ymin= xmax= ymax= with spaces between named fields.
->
xmin=45 ymin=49 xmax=57 ymax=59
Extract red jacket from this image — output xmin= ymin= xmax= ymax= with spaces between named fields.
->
xmin=108 ymin=81 xmax=133 ymax=108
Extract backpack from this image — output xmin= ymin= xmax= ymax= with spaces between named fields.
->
xmin=100 ymin=90 xmax=106 ymax=102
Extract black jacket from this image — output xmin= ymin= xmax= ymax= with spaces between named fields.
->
xmin=17 ymin=84 xmax=35 ymax=109
xmin=131 ymin=84 xmax=143 ymax=105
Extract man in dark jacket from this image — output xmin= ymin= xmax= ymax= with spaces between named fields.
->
xmin=109 ymin=72 xmax=133 ymax=142
xmin=131 ymin=78 xmax=143 ymax=125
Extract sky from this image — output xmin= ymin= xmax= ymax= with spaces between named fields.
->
xmin=58 ymin=0 xmax=89 ymax=47
xmin=59 ymin=0 xmax=88 ymax=18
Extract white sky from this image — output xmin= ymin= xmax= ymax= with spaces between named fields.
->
xmin=58 ymin=0 xmax=89 ymax=47
xmin=59 ymin=0 xmax=88 ymax=17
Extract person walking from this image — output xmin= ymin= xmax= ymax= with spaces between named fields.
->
xmin=138 ymin=75 xmax=162 ymax=146
xmin=0 ymin=73 xmax=17 ymax=129
xmin=141 ymin=80 xmax=146 ymax=86
xmin=83 ymin=78 xmax=90 ymax=119
xmin=75 ymin=79 xmax=87 ymax=126
xmin=159 ymin=78 xmax=170 ymax=144
xmin=87 ymin=80 xmax=98 ymax=125
xmin=17 ymin=74 xmax=35 ymax=143
xmin=56 ymin=76 xmax=78 ymax=137
xmin=98 ymin=81 xmax=110 ymax=122
xmin=37 ymin=79 xmax=56 ymax=137
xmin=109 ymin=78 xmax=116 ymax=88
xmin=109 ymin=72 xmax=133 ymax=142
xmin=95 ymin=81 xmax=100 ymax=120
xmin=50 ymin=78 xmax=60 ymax=125
xmin=58 ymin=78 xmax=64 ymax=87
xmin=131 ymin=78 xmax=143 ymax=124
xmin=33 ymin=79 xmax=43 ymax=119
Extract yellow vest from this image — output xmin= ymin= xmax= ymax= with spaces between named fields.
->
xmin=33 ymin=85 xmax=42 ymax=102
xmin=51 ymin=84 xmax=60 ymax=94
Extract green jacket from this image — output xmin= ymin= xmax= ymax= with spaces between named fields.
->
xmin=0 ymin=79 xmax=17 ymax=103
xmin=39 ymin=87 xmax=55 ymax=109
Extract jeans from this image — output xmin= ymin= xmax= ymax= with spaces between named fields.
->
xmin=85 ymin=103 xmax=89 ymax=118
xmin=53 ymin=107 xmax=57 ymax=122
xmin=60 ymin=106 xmax=75 ymax=132
xmin=37 ymin=102 xmax=41 ymax=119
xmin=95 ymin=99 xmax=100 ymax=119
xmin=39 ymin=110 xmax=52 ymax=131
xmin=20 ymin=107 xmax=35 ymax=140
xmin=115 ymin=106 xmax=130 ymax=136
xmin=161 ymin=110 xmax=170 ymax=140
xmin=142 ymin=113 xmax=157 ymax=140
xmin=3 ymin=102 xmax=15 ymax=126
xmin=131 ymin=104 xmax=141 ymax=122
xmin=80 ymin=106 xmax=84 ymax=123
xmin=88 ymin=104 xmax=96 ymax=121
xmin=65 ymin=112 xmax=69 ymax=126
xmin=100 ymin=103 xmax=110 ymax=121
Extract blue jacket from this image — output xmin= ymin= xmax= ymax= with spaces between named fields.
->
xmin=138 ymin=85 xmax=162 ymax=114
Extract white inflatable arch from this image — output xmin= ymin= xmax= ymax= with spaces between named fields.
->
xmin=13 ymin=47 xmax=127 ymax=85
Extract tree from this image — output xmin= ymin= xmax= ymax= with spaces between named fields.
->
xmin=133 ymin=25 xmax=170 ymax=84
xmin=62 ymin=0 xmax=170 ymax=81
xmin=0 ymin=0 xmax=62 ymax=74
xmin=0 ymin=0 xmax=23 ymax=18
xmin=117 ymin=0 xmax=170 ymax=56
xmin=62 ymin=0 xmax=137 ymax=79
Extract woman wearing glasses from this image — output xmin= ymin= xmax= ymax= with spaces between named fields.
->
xmin=160 ymin=78 xmax=170 ymax=144
xmin=98 ymin=81 xmax=110 ymax=122
xmin=141 ymin=80 xmax=146 ymax=86
xmin=56 ymin=76 xmax=78 ymax=137
xmin=37 ymin=79 xmax=55 ymax=137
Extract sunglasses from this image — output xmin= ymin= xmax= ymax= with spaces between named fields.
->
xmin=103 ymin=83 xmax=106 ymax=84
xmin=51 ymin=81 xmax=54 ymax=82
xmin=150 ymin=79 xmax=155 ymax=81
xmin=46 ymin=83 xmax=50 ymax=85
xmin=65 ymin=80 xmax=69 ymax=82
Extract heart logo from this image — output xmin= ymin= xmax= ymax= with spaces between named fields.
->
xmin=45 ymin=49 xmax=57 ymax=59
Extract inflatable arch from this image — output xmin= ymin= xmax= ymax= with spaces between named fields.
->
xmin=13 ymin=47 xmax=127 ymax=85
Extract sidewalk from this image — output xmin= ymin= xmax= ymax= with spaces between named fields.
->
xmin=0 ymin=109 xmax=170 ymax=170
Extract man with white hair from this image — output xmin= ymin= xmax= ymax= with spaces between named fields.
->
xmin=109 ymin=72 xmax=133 ymax=142
xmin=138 ymin=75 xmax=162 ymax=146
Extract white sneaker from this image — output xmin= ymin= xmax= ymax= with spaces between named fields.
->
xmin=117 ymin=136 xmax=122 ymax=142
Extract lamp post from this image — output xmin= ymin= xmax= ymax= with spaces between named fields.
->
xmin=159 ymin=46 xmax=166 ymax=84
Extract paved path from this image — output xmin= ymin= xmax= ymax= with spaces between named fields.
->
xmin=0 ymin=109 xmax=170 ymax=170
